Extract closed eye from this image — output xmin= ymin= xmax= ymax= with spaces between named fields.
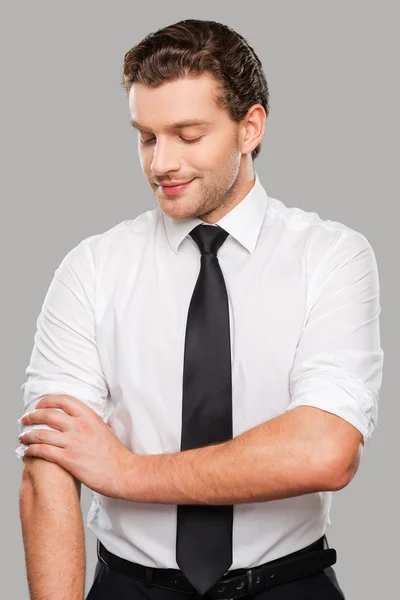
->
xmin=139 ymin=136 xmax=203 ymax=145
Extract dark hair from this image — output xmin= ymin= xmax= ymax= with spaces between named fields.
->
xmin=121 ymin=19 xmax=269 ymax=161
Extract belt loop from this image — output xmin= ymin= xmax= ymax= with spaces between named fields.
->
xmin=97 ymin=540 xmax=107 ymax=568
xmin=246 ymin=568 xmax=255 ymax=596
xmin=145 ymin=566 xmax=154 ymax=588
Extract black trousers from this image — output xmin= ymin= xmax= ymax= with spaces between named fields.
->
xmin=86 ymin=554 xmax=346 ymax=599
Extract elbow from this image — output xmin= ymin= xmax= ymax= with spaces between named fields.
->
xmin=321 ymin=466 xmax=352 ymax=492
xmin=316 ymin=445 xmax=363 ymax=491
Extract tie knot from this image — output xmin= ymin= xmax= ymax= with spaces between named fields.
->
xmin=189 ymin=224 xmax=229 ymax=256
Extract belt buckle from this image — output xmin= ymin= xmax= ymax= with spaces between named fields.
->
xmin=210 ymin=570 xmax=243 ymax=600
xmin=218 ymin=567 xmax=259 ymax=599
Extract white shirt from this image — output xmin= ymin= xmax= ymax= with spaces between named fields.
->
xmin=16 ymin=172 xmax=383 ymax=569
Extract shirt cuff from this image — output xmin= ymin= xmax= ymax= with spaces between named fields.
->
xmin=15 ymin=382 xmax=109 ymax=459
xmin=286 ymin=377 xmax=378 ymax=445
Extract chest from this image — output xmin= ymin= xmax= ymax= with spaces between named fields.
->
xmin=95 ymin=249 xmax=307 ymax=408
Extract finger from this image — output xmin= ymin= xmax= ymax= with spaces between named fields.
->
xmin=36 ymin=394 xmax=84 ymax=417
xmin=24 ymin=443 xmax=67 ymax=468
xmin=21 ymin=408 xmax=67 ymax=431
xmin=20 ymin=428 xmax=65 ymax=449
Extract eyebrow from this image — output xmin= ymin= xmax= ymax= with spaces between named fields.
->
xmin=130 ymin=119 xmax=213 ymax=133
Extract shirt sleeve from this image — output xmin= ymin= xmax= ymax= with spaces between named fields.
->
xmin=286 ymin=231 xmax=384 ymax=445
xmin=15 ymin=238 xmax=110 ymax=459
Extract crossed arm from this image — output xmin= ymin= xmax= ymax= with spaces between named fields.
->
xmin=119 ymin=404 xmax=363 ymax=504
xmin=19 ymin=395 xmax=363 ymax=505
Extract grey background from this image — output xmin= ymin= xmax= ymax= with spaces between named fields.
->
xmin=3 ymin=1 xmax=398 ymax=598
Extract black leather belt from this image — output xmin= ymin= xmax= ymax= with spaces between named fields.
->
xmin=98 ymin=535 xmax=336 ymax=599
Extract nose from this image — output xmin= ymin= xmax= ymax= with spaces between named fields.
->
xmin=151 ymin=138 xmax=181 ymax=176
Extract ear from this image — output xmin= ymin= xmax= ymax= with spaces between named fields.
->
xmin=240 ymin=104 xmax=267 ymax=156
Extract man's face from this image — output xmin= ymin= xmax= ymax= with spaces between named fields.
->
xmin=129 ymin=73 xmax=245 ymax=222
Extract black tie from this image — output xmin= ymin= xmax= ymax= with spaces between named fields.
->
xmin=176 ymin=223 xmax=233 ymax=597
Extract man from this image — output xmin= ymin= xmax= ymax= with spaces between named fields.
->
xmin=17 ymin=18 xmax=383 ymax=600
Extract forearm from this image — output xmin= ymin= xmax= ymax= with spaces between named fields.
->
xmin=19 ymin=457 xmax=85 ymax=600
xmin=123 ymin=406 xmax=346 ymax=504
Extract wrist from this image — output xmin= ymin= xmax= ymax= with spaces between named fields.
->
xmin=118 ymin=450 xmax=141 ymax=501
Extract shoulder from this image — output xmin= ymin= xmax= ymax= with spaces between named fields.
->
xmin=266 ymin=194 xmax=374 ymax=268
xmin=57 ymin=208 xmax=160 ymax=272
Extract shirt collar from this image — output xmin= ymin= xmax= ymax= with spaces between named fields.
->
xmin=161 ymin=171 xmax=269 ymax=254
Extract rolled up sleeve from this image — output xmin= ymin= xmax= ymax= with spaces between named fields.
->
xmin=15 ymin=238 xmax=109 ymax=459
xmin=287 ymin=232 xmax=384 ymax=445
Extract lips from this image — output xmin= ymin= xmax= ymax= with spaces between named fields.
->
xmin=161 ymin=181 xmax=191 ymax=187
xmin=160 ymin=178 xmax=195 ymax=195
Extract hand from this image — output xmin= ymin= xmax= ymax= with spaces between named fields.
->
xmin=18 ymin=394 xmax=135 ymax=499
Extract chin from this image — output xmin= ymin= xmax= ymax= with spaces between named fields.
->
xmin=161 ymin=205 xmax=196 ymax=220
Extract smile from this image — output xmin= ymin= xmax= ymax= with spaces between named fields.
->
xmin=160 ymin=179 xmax=195 ymax=195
